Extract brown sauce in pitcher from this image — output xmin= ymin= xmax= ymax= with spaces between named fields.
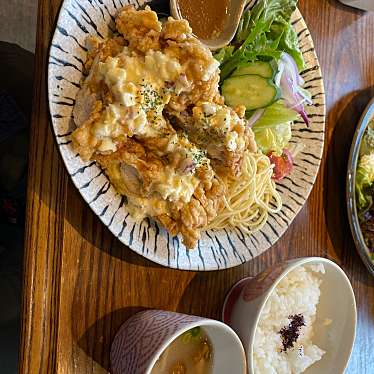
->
xmin=178 ymin=0 xmax=231 ymax=40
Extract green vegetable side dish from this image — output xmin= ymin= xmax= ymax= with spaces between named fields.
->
xmin=356 ymin=121 xmax=374 ymax=210
xmin=215 ymin=0 xmax=312 ymax=177
xmin=356 ymin=154 xmax=374 ymax=210
xmin=355 ymin=119 xmax=374 ymax=260
xmin=216 ymin=0 xmax=303 ymax=81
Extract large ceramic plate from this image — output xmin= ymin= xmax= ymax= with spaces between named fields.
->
xmin=48 ymin=0 xmax=325 ymax=270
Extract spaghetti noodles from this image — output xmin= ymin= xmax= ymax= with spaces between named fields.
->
xmin=208 ymin=152 xmax=282 ymax=234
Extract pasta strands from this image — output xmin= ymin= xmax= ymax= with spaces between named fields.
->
xmin=208 ymin=152 xmax=282 ymax=234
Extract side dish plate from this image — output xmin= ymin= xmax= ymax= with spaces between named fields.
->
xmin=347 ymin=97 xmax=374 ymax=277
xmin=48 ymin=0 xmax=325 ymax=270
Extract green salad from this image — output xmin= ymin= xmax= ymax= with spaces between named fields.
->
xmin=214 ymin=0 xmax=312 ymax=180
xmin=356 ymin=119 xmax=374 ymax=259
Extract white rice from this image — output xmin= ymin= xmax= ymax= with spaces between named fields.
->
xmin=253 ymin=264 xmax=326 ymax=374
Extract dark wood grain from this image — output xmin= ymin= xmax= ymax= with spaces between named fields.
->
xmin=20 ymin=0 xmax=374 ymax=373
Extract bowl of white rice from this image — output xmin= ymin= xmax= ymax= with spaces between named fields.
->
xmin=222 ymin=257 xmax=357 ymax=374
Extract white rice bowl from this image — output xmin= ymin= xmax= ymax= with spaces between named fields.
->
xmin=253 ymin=264 xmax=327 ymax=374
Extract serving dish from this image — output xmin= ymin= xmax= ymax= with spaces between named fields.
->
xmin=222 ymin=257 xmax=357 ymax=373
xmin=339 ymin=0 xmax=374 ymax=11
xmin=347 ymin=97 xmax=374 ymax=276
xmin=47 ymin=0 xmax=325 ymax=270
xmin=169 ymin=0 xmax=257 ymax=50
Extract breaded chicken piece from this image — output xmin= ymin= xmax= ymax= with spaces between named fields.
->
xmin=95 ymin=137 xmax=225 ymax=248
xmin=73 ymin=35 xmax=127 ymax=131
xmin=158 ymin=154 xmax=225 ymax=249
xmin=163 ymin=37 xmax=222 ymax=112
xmin=73 ymin=86 xmax=100 ymax=128
xmin=160 ymin=17 xmax=223 ymax=111
xmin=164 ymin=37 xmax=218 ymax=82
xmin=167 ymin=73 xmax=223 ymax=113
xmin=116 ymin=6 xmax=161 ymax=53
xmin=161 ymin=18 xmax=192 ymax=42
xmin=159 ymin=177 xmax=225 ymax=248
xmin=72 ymin=100 xmax=103 ymax=160
xmin=84 ymin=35 xmax=126 ymax=73
xmin=95 ymin=138 xmax=167 ymax=197
xmin=168 ymin=103 xmax=257 ymax=177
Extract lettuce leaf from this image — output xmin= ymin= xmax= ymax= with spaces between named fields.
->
xmin=254 ymin=122 xmax=292 ymax=154
xmin=252 ymin=101 xmax=298 ymax=128
xmin=250 ymin=0 xmax=297 ymax=25
xmin=219 ymin=0 xmax=303 ymax=81
xmin=269 ymin=18 xmax=304 ymax=70
xmin=360 ymin=120 xmax=374 ymax=157
xmin=252 ymin=102 xmax=298 ymax=154
xmin=214 ymin=46 xmax=235 ymax=64
xmin=356 ymin=154 xmax=374 ymax=211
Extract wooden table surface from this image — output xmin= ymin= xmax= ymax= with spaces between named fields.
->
xmin=20 ymin=0 xmax=374 ymax=373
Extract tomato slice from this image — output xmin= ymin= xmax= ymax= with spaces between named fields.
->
xmin=268 ymin=149 xmax=293 ymax=181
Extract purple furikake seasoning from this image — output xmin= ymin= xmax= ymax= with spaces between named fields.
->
xmin=279 ymin=314 xmax=306 ymax=352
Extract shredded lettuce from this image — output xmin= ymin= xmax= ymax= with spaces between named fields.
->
xmin=217 ymin=0 xmax=303 ymax=81
xmin=356 ymin=122 xmax=374 ymax=211
xmin=254 ymin=122 xmax=292 ymax=155
xmin=252 ymin=102 xmax=298 ymax=154
xmin=356 ymin=154 xmax=374 ymax=210
xmin=360 ymin=120 xmax=374 ymax=156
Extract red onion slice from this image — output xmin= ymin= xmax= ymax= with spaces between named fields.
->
xmin=276 ymin=53 xmax=312 ymax=126
xmin=247 ymin=108 xmax=265 ymax=127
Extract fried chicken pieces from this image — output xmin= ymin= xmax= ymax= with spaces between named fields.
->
xmin=71 ymin=6 xmax=256 ymax=248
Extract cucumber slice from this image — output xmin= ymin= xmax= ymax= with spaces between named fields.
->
xmin=222 ymin=75 xmax=280 ymax=111
xmin=232 ymin=61 xmax=274 ymax=79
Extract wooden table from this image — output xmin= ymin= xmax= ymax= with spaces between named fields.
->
xmin=20 ymin=0 xmax=374 ymax=373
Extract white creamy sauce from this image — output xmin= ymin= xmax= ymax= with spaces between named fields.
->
xmin=201 ymin=59 xmax=220 ymax=81
xmin=196 ymin=102 xmax=246 ymax=152
xmin=226 ymin=132 xmax=239 ymax=152
xmin=144 ymin=50 xmax=182 ymax=84
xmin=100 ymin=52 xmax=182 ymax=88
xmin=154 ymin=169 xmax=199 ymax=203
xmin=127 ymin=168 xmax=199 ymax=218
xmin=94 ymin=51 xmax=184 ymax=143
xmin=98 ymin=137 xmax=117 ymax=153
